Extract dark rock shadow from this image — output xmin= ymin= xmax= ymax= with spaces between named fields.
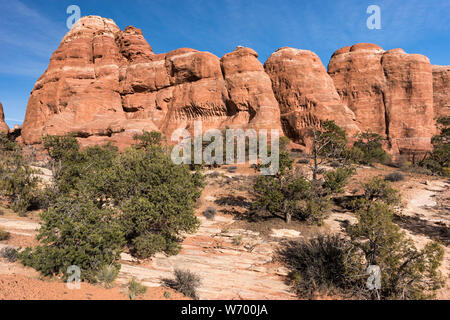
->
xmin=394 ymin=215 xmax=450 ymax=246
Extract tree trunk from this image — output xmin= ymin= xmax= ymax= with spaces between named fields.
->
xmin=313 ymin=139 xmax=318 ymax=182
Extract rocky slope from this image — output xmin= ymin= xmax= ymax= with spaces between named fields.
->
xmin=0 ymin=102 xmax=9 ymax=134
xmin=19 ymin=16 xmax=449 ymax=156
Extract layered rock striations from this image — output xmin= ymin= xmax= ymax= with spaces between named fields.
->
xmin=221 ymin=47 xmax=282 ymax=131
xmin=432 ymin=65 xmax=450 ymax=119
xmin=21 ymin=16 xmax=281 ymax=148
xmin=264 ymin=47 xmax=360 ymax=146
xmin=20 ymin=16 xmax=448 ymax=156
xmin=0 ymin=102 xmax=9 ymax=133
xmin=328 ymin=44 xmax=436 ymax=155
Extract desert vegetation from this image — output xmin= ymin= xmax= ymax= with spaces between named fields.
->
xmin=1 ymin=132 xmax=204 ymax=285
xmin=163 ymin=269 xmax=202 ymax=300
xmin=0 ymin=133 xmax=41 ymax=214
xmin=279 ymin=175 xmax=444 ymax=300
xmin=420 ymin=117 xmax=450 ymax=176
xmin=0 ymin=121 xmax=447 ymax=300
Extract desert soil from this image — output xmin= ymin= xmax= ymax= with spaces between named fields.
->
xmin=0 ymin=163 xmax=448 ymax=300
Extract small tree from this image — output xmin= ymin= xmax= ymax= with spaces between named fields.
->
xmin=133 ymin=131 xmax=164 ymax=150
xmin=0 ymin=133 xmax=41 ymax=214
xmin=253 ymin=172 xmax=311 ymax=224
xmin=362 ymin=177 xmax=401 ymax=206
xmin=253 ymin=137 xmax=305 ymax=224
xmin=253 ymin=123 xmax=354 ymax=225
xmin=310 ymin=120 xmax=348 ymax=181
xmin=20 ymin=196 xmax=124 ymax=282
xmin=23 ymin=132 xmax=205 ymax=282
xmin=347 ymin=130 xmax=388 ymax=165
xmin=115 ymin=147 xmax=203 ymax=258
xmin=348 ymin=201 xmax=444 ymax=300
xmin=421 ymin=117 xmax=449 ymax=176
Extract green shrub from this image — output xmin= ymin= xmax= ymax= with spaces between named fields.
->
xmin=420 ymin=117 xmax=449 ymax=176
xmin=203 ymin=207 xmax=217 ymax=220
xmin=0 ymin=247 xmax=18 ymax=263
xmin=323 ymin=168 xmax=355 ymax=194
xmin=254 ymin=164 xmax=353 ymax=226
xmin=279 ymin=235 xmax=366 ymax=299
xmin=363 ymin=177 xmax=401 ymax=206
xmin=348 ymin=201 xmax=444 ymax=300
xmin=310 ymin=120 xmax=348 ymax=181
xmin=27 ymin=132 xmax=204 ymax=280
xmin=299 ymin=197 xmax=332 ymax=226
xmin=280 ymin=200 xmax=445 ymax=300
xmin=347 ymin=131 xmax=388 ymax=165
xmin=96 ymin=264 xmax=120 ymax=288
xmin=163 ymin=269 xmax=201 ymax=300
xmin=115 ymin=148 xmax=203 ymax=259
xmin=0 ymin=133 xmax=41 ymax=214
xmin=385 ymin=172 xmax=405 ymax=182
xmin=0 ymin=228 xmax=10 ymax=241
xmin=19 ymin=197 xmax=124 ymax=282
xmin=128 ymin=278 xmax=147 ymax=300
xmin=133 ymin=131 xmax=164 ymax=150
xmin=131 ymin=233 xmax=175 ymax=259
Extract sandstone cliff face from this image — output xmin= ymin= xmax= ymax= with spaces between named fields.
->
xmin=264 ymin=47 xmax=359 ymax=146
xmin=0 ymin=102 xmax=9 ymax=133
xmin=21 ymin=16 xmax=281 ymax=148
xmin=433 ymin=65 xmax=450 ymax=119
xmin=20 ymin=17 xmax=447 ymax=156
xmin=221 ymin=47 xmax=282 ymax=131
xmin=328 ymin=44 xmax=435 ymax=155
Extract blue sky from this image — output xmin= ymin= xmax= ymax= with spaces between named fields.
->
xmin=1 ymin=0 xmax=449 ymax=127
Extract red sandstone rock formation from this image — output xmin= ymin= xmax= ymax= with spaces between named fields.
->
xmin=21 ymin=16 xmax=281 ymax=149
xmin=0 ymin=102 xmax=9 ymax=134
xmin=221 ymin=47 xmax=282 ymax=131
xmin=264 ymin=47 xmax=359 ymax=147
xmin=328 ymin=43 xmax=436 ymax=155
xmin=433 ymin=65 xmax=450 ymax=119
xmin=20 ymin=17 xmax=447 ymax=157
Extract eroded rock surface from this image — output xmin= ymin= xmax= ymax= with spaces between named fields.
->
xmin=265 ymin=47 xmax=359 ymax=147
xmin=21 ymin=16 xmax=281 ymax=149
xmin=0 ymin=102 xmax=9 ymax=134
xmin=20 ymin=18 xmax=448 ymax=157
xmin=433 ymin=65 xmax=450 ymax=119
xmin=328 ymin=44 xmax=436 ymax=156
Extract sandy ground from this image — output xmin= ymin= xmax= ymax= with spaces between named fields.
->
xmin=0 ymin=274 xmax=187 ymax=300
xmin=0 ymin=163 xmax=448 ymax=300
